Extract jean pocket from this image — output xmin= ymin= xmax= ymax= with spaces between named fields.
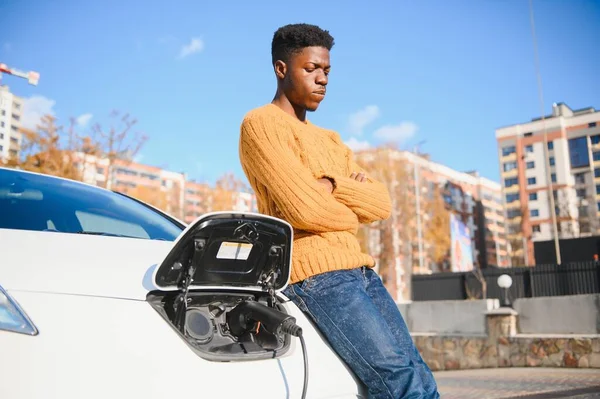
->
xmin=300 ymin=270 xmax=347 ymax=292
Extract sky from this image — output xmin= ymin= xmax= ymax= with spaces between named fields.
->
xmin=1 ymin=0 xmax=598 ymax=185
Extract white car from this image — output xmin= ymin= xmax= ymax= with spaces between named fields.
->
xmin=0 ymin=167 xmax=365 ymax=399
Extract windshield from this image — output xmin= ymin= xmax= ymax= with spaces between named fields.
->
xmin=0 ymin=168 xmax=184 ymax=241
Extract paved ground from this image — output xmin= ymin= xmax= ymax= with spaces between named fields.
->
xmin=434 ymin=368 xmax=600 ymax=399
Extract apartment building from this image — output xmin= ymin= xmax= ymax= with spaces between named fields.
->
xmin=74 ymin=154 xmax=187 ymax=220
xmin=0 ymin=85 xmax=23 ymax=161
xmin=355 ymin=148 xmax=507 ymax=301
xmin=496 ymin=103 xmax=600 ymax=265
xmin=184 ymin=180 xmax=212 ymax=223
xmin=72 ymin=152 xmax=257 ymax=223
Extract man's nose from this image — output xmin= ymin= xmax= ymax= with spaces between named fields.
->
xmin=316 ymin=71 xmax=328 ymax=86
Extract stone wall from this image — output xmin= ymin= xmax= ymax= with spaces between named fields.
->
xmin=414 ymin=335 xmax=600 ymax=371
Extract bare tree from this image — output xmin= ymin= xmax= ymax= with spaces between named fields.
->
xmin=6 ymin=115 xmax=84 ymax=181
xmin=91 ymin=110 xmax=147 ymax=189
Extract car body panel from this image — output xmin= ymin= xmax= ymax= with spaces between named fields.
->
xmin=1 ymin=290 xmax=363 ymax=399
xmin=0 ymin=228 xmax=169 ymax=300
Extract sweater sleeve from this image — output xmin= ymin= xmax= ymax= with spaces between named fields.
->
xmin=324 ymin=140 xmax=392 ymax=224
xmin=239 ymin=115 xmax=358 ymax=233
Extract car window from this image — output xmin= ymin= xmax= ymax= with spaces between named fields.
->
xmin=75 ymin=210 xmax=151 ymax=239
xmin=0 ymin=168 xmax=183 ymax=241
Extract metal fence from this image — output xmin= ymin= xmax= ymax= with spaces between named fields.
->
xmin=411 ymin=261 xmax=600 ymax=301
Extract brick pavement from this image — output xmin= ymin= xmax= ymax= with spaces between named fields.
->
xmin=434 ymin=368 xmax=600 ymax=399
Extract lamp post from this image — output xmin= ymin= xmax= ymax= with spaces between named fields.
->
xmin=497 ymin=274 xmax=513 ymax=308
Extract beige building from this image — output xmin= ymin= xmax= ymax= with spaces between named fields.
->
xmin=0 ymin=85 xmax=23 ymax=161
xmin=184 ymin=180 xmax=213 ymax=223
xmin=496 ymin=103 xmax=600 ymax=265
xmin=73 ymin=153 xmax=257 ymax=224
xmin=355 ymin=148 xmax=507 ymax=301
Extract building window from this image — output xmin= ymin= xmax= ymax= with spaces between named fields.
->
xmin=97 ymin=167 xmax=104 ymax=174
xmin=580 ymin=221 xmax=591 ymax=234
xmin=529 ymin=193 xmax=538 ymax=201
xmin=577 ymin=188 xmax=587 ymax=198
xmin=532 ymin=225 xmax=541 ymax=233
xmin=526 ymin=161 xmax=535 ymax=169
xmin=0 ymin=121 xmax=4 ymax=127
xmin=549 ymin=156 xmax=555 ymax=166
xmin=10 ymin=136 xmax=18 ymax=143
xmin=569 ymin=137 xmax=590 ymax=168
xmin=530 ymin=209 xmax=539 ymax=217
xmin=507 ymin=209 xmax=521 ymax=219
xmin=576 ymin=173 xmax=586 ymax=183
xmin=10 ymin=125 xmax=18 ymax=132
xmin=592 ymin=135 xmax=600 ymax=145
xmin=9 ymin=149 xmax=17 ymax=156
xmin=504 ymin=177 xmax=518 ymax=188
xmin=0 ymin=133 xmax=3 ymax=139
xmin=503 ymin=161 xmax=517 ymax=172
xmin=502 ymin=146 xmax=516 ymax=156
xmin=590 ymin=122 xmax=597 ymax=128
xmin=597 ymin=202 xmax=600 ymax=212
xmin=524 ymin=132 xmax=533 ymax=137
xmin=597 ymin=185 xmax=600 ymax=195
xmin=548 ymin=141 xmax=554 ymax=150
xmin=12 ymin=114 xmax=20 ymax=121
xmin=0 ymin=145 xmax=3 ymax=152
xmin=525 ymin=145 xmax=534 ymax=153
xmin=551 ymin=173 xmax=557 ymax=183
xmin=1 ymin=110 xmax=5 ymax=116
xmin=527 ymin=177 xmax=537 ymax=185
xmin=595 ymin=169 xmax=600 ymax=178
xmin=506 ymin=193 xmax=520 ymax=203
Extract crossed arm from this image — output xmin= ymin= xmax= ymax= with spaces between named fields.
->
xmin=240 ymin=115 xmax=391 ymax=232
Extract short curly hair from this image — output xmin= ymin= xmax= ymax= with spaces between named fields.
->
xmin=271 ymin=23 xmax=335 ymax=64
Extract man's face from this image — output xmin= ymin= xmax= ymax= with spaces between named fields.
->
xmin=280 ymin=46 xmax=330 ymax=112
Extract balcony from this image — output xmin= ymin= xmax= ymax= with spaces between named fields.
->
xmin=505 ymin=200 xmax=521 ymax=209
xmin=501 ymin=168 xmax=518 ymax=178
xmin=501 ymin=152 xmax=517 ymax=162
xmin=504 ymin=184 xmax=520 ymax=194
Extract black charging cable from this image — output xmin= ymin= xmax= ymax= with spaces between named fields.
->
xmin=228 ymin=301 xmax=308 ymax=399
xmin=280 ymin=319 xmax=308 ymax=399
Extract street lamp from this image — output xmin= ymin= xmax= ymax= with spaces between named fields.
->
xmin=497 ymin=274 xmax=513 ymax=308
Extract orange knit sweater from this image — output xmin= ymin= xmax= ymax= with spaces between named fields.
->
xmin=239 ymin=104 xmax=392 ymax=284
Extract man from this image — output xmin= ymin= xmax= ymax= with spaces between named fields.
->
xmin=239 ymin=23 xmax=439 ymax=399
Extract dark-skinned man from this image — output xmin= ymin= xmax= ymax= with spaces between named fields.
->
xmin=239 ymin=23 xmax=439 ymax=399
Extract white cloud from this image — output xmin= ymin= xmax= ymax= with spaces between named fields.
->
xmin=179 ymin=37 xmax=204 ymax=59
xmin=345 ymin=137 xmax=372 ymax=152
xmin=76 ymin=113 xmax=93 ymax=127
xmin=348 ymin=105 xmax=380 ymax=135
xmin=373 ymin=122 xmax=418 ymax=143
xmin=21 ymin=95 xmax=56 ymax=129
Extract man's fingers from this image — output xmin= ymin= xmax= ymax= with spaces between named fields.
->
xmin=350 ymin=172 xmax=366 ymax=182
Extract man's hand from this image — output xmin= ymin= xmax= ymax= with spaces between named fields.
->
xmin=350 ymin=172 xmax=366 ymax=182
xmin=317 ymin=177 xmax=334 ymax=193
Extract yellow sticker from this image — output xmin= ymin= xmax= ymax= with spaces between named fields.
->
xmin=216 ymin=242 xmax=253 ymax=260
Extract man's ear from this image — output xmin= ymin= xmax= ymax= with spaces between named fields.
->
xmin=274 ymin=60 xmax=287 ymax=80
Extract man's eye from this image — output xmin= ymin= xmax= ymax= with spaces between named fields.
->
xmin=305 ymin=68 xmax=315 ymax=73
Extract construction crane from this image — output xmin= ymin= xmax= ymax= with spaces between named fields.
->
xmin=0 ymin=63 xmax=40 ymax=86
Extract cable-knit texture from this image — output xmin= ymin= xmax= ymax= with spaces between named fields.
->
xmin=239 ymin=104 xmax=392 ymax=284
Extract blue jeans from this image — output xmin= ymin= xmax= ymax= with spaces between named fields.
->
xmin=283 ymin=267 xmax=439 ymax=399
